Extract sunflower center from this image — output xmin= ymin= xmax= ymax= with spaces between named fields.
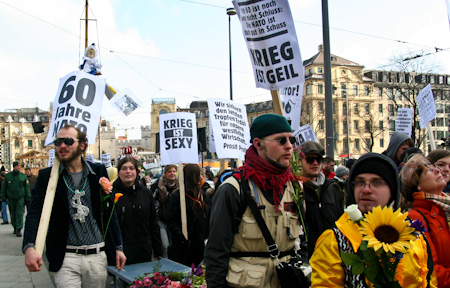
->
xmin=374 ymin=225 xmax=399 ymax=243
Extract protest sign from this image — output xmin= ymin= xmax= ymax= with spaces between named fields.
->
xmin=280 ymin=83 xmax=304 ymax=131
xmin=232 ymin=0 xmax=304 ymax=90
xmin=293 ymin=124 xmax=317 ymax=145
xmin=159 ymin=112 xmax=198 ymax=165
xmin=396 ymin=108 xmax=413 ymax=137
xmin=109 ymin=88 xmax=141 ymax=117
xmin=85 ymin=154 xmax=95 ymax=163
xmin=47 ymin=149 xmax=55 ymax=167
xmin=101 ymin=153 xmax=112 ymax=168
xmin=208 ymin=120 xmax=216 ymax=153
xmin=417 ymin=84 xmax=437 ymax=129
xmin=45 ymin=70 xmax=105 ymax=145
xmin=207 ymin=99 xmax=250 ymax=160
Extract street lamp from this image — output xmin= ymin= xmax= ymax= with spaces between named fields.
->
xmin=227 ymin=7 xmax=236 ymax=100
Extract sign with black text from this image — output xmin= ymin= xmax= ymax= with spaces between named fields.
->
xmin=159 ymin=112 xmax=198 ymax=165
xmin=45 ymin=70 xmax=105 ymax=145
xmin=417 ymin=84 xmax=437 ymax=129
xmin=280 ymin=83 xmax=303 ymax=132
xmin=396 ymin=108 xmax=413 ymax=137
xmin=48 ymin=149 xmax=55 ymax=167
xmin=101 ymin=153 xmax=112 ymax=168
xmin=207 ymin=99 xmax=250 ymax=160
xmin=232 ymin=0 xmax=304 ymax=90
xmin=293 ymin=124 xmax=317 ymax=145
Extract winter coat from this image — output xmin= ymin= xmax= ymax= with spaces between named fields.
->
xmin=113 ymin=178 xmax=163 ymax=264
xmin=409 ymin=199 xmax=450 ymax=287
xmin=1 ymin=171 xmax=30 ymax=201
xmin=310 ymin=212 xmax=437 ymax=287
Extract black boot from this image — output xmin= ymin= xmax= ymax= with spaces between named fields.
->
xmin=16 ymin=229 xmax=21 ymax=237
xmin=13 ymin=228 xmax=17 ymax=234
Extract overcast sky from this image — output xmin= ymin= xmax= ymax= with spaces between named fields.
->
xmin=1 ymin=0 xmax=449 ymax=138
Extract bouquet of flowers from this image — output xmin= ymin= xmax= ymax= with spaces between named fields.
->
xmin=128 ymin=263 xmax=206 ymax=288
xmin=99 ymin=177 xmax=123 ymax=240
xmin=341 ymin=205 xmax=426 ymax=288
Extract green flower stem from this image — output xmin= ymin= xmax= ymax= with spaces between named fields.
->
xmin=103 ymin=201 xmax=117 ymax=241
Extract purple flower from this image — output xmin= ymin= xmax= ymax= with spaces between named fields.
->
xmin=410 ymin=219 xmax=427 ymax=233
xmin=394 ymin=251 xmax=404 ymax=260
xmin=195 ymin=265 xmax=203 ymax=276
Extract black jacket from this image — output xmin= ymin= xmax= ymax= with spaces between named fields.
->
xmin=113 ymin=178 xmax=163 ymax=264
xmin=23 ymin=162 xmax=123 ymax=272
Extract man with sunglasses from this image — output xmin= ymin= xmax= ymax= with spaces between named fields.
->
xmin=299 ymin=141 xmax=344 ymax=259
xmin=205 ymin=114 xmax=301 ymax=288
xmin=310 ymin=153 xmax=437 ymax=287
xmin=23 ymin=125 xmax=126 ymax=287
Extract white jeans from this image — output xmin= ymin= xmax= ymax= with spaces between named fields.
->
xmin=53 ymin=251 xmax=107 ymax=288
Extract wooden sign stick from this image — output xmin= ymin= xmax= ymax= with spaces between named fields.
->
xmin=270 ymin=90 xmax=284 ymax=116
xmin=178 ymin=163 xmax=188 ymax=240
xmin=35 ymin=158 xmax=60 ymax=257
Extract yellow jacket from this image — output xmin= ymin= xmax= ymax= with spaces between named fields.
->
xmin=310 ymin=212 xmax=437 ymax=288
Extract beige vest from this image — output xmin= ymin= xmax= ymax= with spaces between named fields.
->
xmin=224 ymin=177 xmax=300 ymax=288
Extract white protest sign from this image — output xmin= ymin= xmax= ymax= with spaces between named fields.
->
xmin=417 ymin=84 xmax=437 ymax=129
xmin=47 ymin=149 xmax=55 ymax=167
xmin=280 ymin=83 xmax=304 ymax=132
xmin=85 ymin=154 xmax=95 ymax=163
xmin=293 ymin=124 xmax=317 ymax=145
xmin=208 ymin=120 xmax=216 ymax=153
xmin=232 ymin=0 xmax=304 ymax=90
xmin=101 ymin=153 xmax=112 ymax=168
xmin=45 ymin=70 xmax=105 ymax=145
xmin=109 ymin=88 xmax=142 ymax=117
xmin=207 ymin=98 xmax=250 ymax=160
xmin=396 ymin=108 xmax=413 ymax=137
xmin=159 ymin=112 xmax=198 ymax=165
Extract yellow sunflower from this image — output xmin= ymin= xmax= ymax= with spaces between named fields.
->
xmin=360 ymin=206 xmax=416 ymax=254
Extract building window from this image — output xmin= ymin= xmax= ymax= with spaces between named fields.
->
xmin=446 ymin=104 xmax=450 ymax=114
xmin=372 ymin=72 xmax=378 ymax=81
xmin=28 ymin=140 xmax=33 ymax=148
xmin=388 ymin=88 xmax=393 ymax=99
xmin=389 ymin=120 xmax=396 ymax=131
xmin=365 ymin=121 xmax=371 ymax=132
xmin=396 ymin=89 xmax=402 ymax=101
xmin=379 ymin=121 xmax=384 ymax=130
xmin=383 ymin=73 xmax=387 ymax=82
xmin=306 ymin=103 xmax=311 ymax=114
xmin=343 ymin=121 xmax=348 ymax=134
xmin=15 ymin=139 xmax=19 ymax=148
xmin=308 ymin=68 xmax=313 ymax=75
xmin=439 ymin=76 xmax=444 ymax=84
xmin=343 ymin=103 xmax=347 ymax=115
xmin=353 ymin=103 xmax=359 ymax=115
xmin=378 ymin=87 xmax=383 ymax=97
xmin=437 ymin=118 xmax=444 ymax=126
xmin=318 ymin=84 xmax=324 ymax=94
xmin=421 ymin=75 xmax=427 ymax=83
xmin=365 ymin=103 xmax=370 ymax=113
xmin=306 ymin=84 xmax=310 ymax=95
xmin=388 ymin=104 xmax=394 ymax=116
xmin=437 ymin=103 xmax=444 ymax=113
xmin=399 ymin=73 xmax=405 ymax=83
xmin=318 ymin=67 xmax=323 ymax=73
xmin=379 ymin=104 xmax=383 ymax=113
xmin=364 ymin=86 xmax=370 ymax=96
xmin=343 ymin=139 xmax=348 ymax=153
xmin=341 ymin=83 xmax=347 ymax=98
xmin=354 ymin=120 xmax=359 ymax=132
xmin=365 ymin=138 xmax=371 ymax=149
xmin=430 ymin=76 xmax=435 ymax=84
xmin=380 ymin=138 xmax=384 ymax=148
xmin=353 ymin=85 xmax=358 ymax=95
xmin=405 ymin=89 xmax=410 ymax=100
xmin=319 ymin=120 xmax=324 ymax=131
xmin=318 ymin=102 xmax=324 ymax=113
xmin=354 ymin=139 xmax=360 ymax=150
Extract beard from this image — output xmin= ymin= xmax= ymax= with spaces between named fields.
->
xmin=56 ymin=145 xmax=83 ymax=165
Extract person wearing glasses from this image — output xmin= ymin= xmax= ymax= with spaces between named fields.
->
xmin=205 ymin=114 xmax=300 ymax=288
xmin=310 ymin=153 xmax=437 ymax=287
xmin=1 ymin=161 xmax=30 ymax=237
xmin=399 ymin=154 xmax=450 ymax=287
xmin=299 ymin=141 xmax=345 ymax=259
xmin=23 ymin=125 xmax=126 ymax=287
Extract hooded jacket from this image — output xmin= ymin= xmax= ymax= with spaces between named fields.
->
xmin=113 ymin=178 xmax=163 ymax=264
xmin=382 ymin=131 xmax=412 ymax=165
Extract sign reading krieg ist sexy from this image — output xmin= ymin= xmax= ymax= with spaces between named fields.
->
xmin=159 ymin=112 xmax=198 ymax=165
xmin=207 ymin=99 xmax=250 ymax=160
xmin=45 ymin=70 xmax=105 ymax=145
xmin=232 ymin=0 xmax=304 ymax=90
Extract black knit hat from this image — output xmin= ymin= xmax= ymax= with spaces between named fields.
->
xmin=250 ymin=114 xmax=292 ymax=142
xmin=347 ymin=153 xmax=399 ymax=210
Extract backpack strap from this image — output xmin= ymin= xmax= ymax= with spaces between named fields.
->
xmin=412 ymin=209 xmax=433 ymax=288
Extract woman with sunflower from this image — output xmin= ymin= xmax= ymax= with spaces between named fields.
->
xmin=310 ymin=153 xmax=437 ymax=287
xmin=400 ymin=154 xmax=450 ymax=287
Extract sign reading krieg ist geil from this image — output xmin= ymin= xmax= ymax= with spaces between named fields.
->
xmin=45 ymin=70 xmax=105 ymax=145
xmin=207 ymin=99 xmax=250 ymax=160
xmin=159 ymin=112 xmax=198 ymax=165
xmin=232 ymin=0 xmax=304 ymax=90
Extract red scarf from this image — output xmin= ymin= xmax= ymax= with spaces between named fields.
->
xmin=239 ymin=145 xmax=295 ymax=211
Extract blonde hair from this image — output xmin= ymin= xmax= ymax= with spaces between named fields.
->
xmin=399 ymin=154 xmax=431 ymax=202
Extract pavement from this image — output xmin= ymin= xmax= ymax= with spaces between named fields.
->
xmin=0 ymin=212 xmax=55 ymax=288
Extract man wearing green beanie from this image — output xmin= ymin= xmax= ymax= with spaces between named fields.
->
xmin=205 ymin=114 xmax=304 ymax=287
xmin=1 ymin=161 xmax=30 ymax=237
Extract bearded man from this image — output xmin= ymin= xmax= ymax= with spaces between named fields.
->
xmin=23 ymin=125 xmax=126 ymax=287
xmin=205 ymin=114 xmax=300 ymax=288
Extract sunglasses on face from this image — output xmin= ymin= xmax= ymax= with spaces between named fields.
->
xmin=54 ymin=137 xmax=79 ymax=147
xmin=305 ymin=156 xmax=323 ymax=164
xmin=263 ymin=136 xmax=296 ymax=146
